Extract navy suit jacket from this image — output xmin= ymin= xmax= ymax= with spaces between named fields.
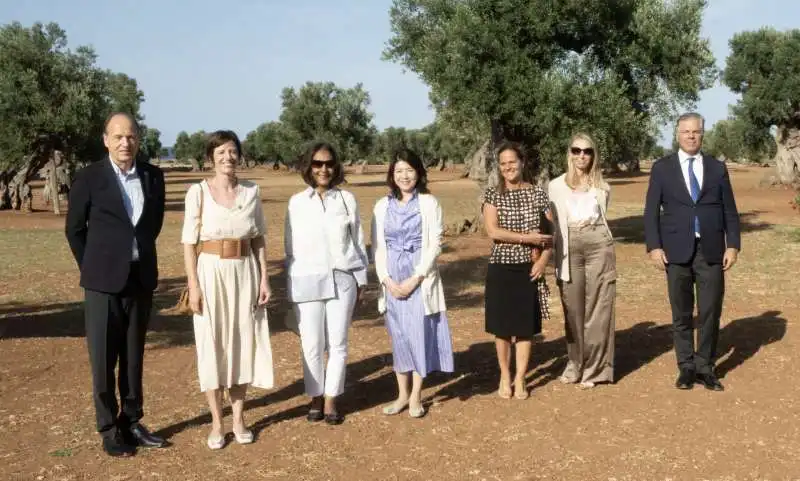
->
xmin=65 ymin=157 xmax=166 ymax=293
xmin=643 ymin=153 xmax=741 ymax=265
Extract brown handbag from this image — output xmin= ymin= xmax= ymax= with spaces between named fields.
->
xmin=170 ymin=184 xmax=204 ymax=315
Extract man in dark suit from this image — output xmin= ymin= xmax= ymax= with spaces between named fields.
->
xmin=66 ymin=112 xmax=167 ymax=456
xmin=644 ymin=112 xmax=741 ymax=392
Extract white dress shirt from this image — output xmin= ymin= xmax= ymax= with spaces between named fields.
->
xmin=677 ymin=149 xmax=704 ymax=198
xmin=109 ymin=159 xmax=145 ymax=260
xmin=678 ymin=149 xmax=703 ymax=237
xmin=285 ymin=187 xmax=368 ymax=303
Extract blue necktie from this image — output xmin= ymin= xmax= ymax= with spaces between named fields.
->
xmin=688 ymin=157 xmax=700 ymax=235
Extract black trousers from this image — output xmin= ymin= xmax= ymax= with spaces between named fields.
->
xmin=665 ymin=239 xmax=724 ymax=374
xmin=84 ymin=262 xmax=152 ymax=437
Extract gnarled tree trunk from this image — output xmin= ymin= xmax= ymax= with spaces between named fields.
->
xmin=7 ymin=156 xmax=37 ymax=211
xmin=47 ymin=152 xmax=61 ymax=215
xmin=0 ymin=180 xmax=9 ymax=209
xmin=774 ymin=126 xmax=800 ymax=185
xmin=462 ymin=139 xmax=492 ymax=183
xmin=2 ymin=146 xmax=65 ymax=213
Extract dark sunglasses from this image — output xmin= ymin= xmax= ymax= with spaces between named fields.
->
xmin=310 ymin=160 xmax=335 ymax=169
xmin=570 ymin=147 xmax=594 ymax=156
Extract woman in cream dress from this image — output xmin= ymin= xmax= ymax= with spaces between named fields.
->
xmin=181 ymin=130 xmax=274 ymax=449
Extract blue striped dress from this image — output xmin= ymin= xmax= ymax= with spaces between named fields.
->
xmin=384 ymin=195 xmax=454 ymax=378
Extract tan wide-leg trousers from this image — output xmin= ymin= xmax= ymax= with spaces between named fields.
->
xmin=558 ymin=225 xmax=616 ymax=384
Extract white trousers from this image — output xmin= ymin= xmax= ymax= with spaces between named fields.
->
xmin=293 ymin=271 xmax=358 ymax=397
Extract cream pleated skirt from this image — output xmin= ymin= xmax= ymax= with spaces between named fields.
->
xmin=193 ymin=252 xmax=274 ymax=392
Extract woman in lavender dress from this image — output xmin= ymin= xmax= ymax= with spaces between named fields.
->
xmin=372 ymin=148 xmax=454 ymax=418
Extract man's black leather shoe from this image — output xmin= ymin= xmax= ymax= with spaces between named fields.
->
xmin=696 ymin=372 xmax=724 ymax=391
xmin=102 ymin=432 xmax=136 ymax=457
xmin=675 ymin=369 xmax=695 ymax=390
xmin=128 ymin=423 xmax=168 ymax=448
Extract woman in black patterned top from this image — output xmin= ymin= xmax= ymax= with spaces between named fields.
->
xmin=482 ymin=141 xmax=553 ymax=400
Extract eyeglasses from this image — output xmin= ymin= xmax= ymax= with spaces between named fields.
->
xmin=570 ymin=147 xmax=594 ymax=156
xmin=310 ymin=160 xmax=335 ymax=169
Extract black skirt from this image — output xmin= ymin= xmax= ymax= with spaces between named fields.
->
xmin=485 ymin=262 xmax=541 ymax=338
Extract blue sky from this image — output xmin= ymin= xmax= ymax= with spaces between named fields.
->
xmin=2 ymin=0 xmax=798 ymax=147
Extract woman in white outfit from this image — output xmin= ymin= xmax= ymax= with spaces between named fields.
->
xmin=181 ymin=130 xmax=274 ymax=449
xmin=285 ymin=141 xmax=368 ymax=425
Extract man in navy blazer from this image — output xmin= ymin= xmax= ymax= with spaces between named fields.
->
xmin=644 ymin=112 xmax=741 ymax=392
xmin=66 ymin=113 xmax=167 ymax=456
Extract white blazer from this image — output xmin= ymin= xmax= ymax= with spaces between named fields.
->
xmin=548 ymin=174 xmax=613 ymax=282
xmin=371 ymin=193 xmax=446 ymax=315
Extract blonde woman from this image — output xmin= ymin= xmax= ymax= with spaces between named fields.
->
xmin=548 ymin=133 xmax=616 ymax=389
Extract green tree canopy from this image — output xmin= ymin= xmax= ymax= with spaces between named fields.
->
xmin=243 ymin=121 xmax=294 ymax=165
xmin=723 ymin=27 xmax=800 ymax=182
xmin=174 ymin=130 xmax=207 ymax=170
xmin=139 ymin=126 xmax=163 ymax=161
xmin=702 ymin=117 xmax=775 ymax=163
xmin=0 ymin=21 xmax=153 ymax=210
xmin=278 ymin=81 xmax=376 ymax=163
xmin=384 ymin=0 xmax=716 ymax=177
xmin=0 ymin=22 xmax=106 ymax=176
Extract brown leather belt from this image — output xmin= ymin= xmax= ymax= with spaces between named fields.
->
xmin=198 ymin=239 xmax=252 ymax=258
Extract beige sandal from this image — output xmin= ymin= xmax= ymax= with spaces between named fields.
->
xmin=409 ymin=406 xmax=426 ymax=418
xmin=498 ymin=380 xmax=512 ymax=399
xmin=207 ymin=433 xmax=225 ymax=450
xmin=233 ymin=428 xmax=254 ymax=445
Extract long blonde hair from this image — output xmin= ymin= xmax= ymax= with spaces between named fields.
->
xmin=565 ymin=132 xmax=607 ymax=191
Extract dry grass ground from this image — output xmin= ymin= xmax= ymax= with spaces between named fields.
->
xmin=0 ymin=164 xmax=798 ymax=481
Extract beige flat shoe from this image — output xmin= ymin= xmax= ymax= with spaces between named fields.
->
xmin=409 ymin=406 xmax=426 ymax=418
xmin=233 ymin=428 xmax=254 ymax=445
xmin=207 ymin=433 xmax=225 ymax=450
xmin=382 ymin=403 xmax=408 ymax=416
xmin=498 ymin=380 xmax=512 ymax=399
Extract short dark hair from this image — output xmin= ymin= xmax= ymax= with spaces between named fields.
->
xmin=205 ymin=130 xmax=242 ymax=164
xmin=387 ymin=147 xmax=429 ymax=198
xmin=300 ymin=141 xmax=345 ymax=188
xmin=103 ymin=112 xmax=140 ymax=135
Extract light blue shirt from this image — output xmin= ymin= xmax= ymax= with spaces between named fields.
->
xmin=109 ymin=159 xmax=145 ymax=261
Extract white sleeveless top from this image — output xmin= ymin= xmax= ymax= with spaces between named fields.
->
xmin=566 ymin=190 xmax=601 ymax=225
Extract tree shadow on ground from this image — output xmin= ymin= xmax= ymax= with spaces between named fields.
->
xmin=715 ymin=310 xmax=787 ymax=378
xmin=427 ymin=309 xmax=787 ymax=403
xmin=154 ymin=350 xmax=396 ymax=439
xmin=0 ymin=275 xmax=190 ymax=340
